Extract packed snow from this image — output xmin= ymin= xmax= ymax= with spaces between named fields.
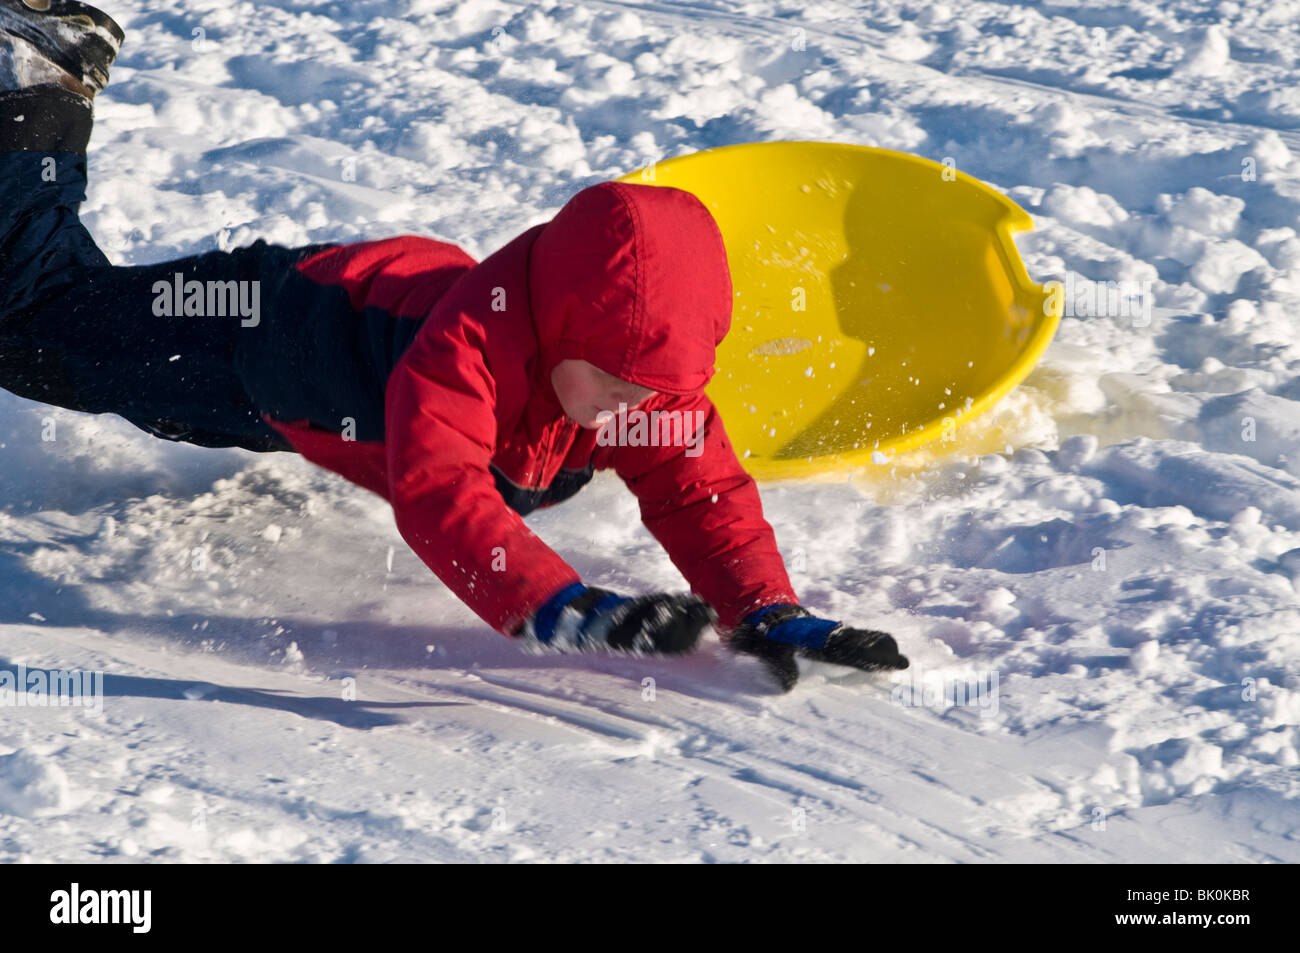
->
xmin=2 ymin=0 xmax=1299 ymax=862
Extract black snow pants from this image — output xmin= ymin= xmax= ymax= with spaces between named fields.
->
xmin=0 ymin=84 xmax=392 ymax=453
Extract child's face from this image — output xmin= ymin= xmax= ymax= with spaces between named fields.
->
xmin=551 ymin=359 xmax=657 ymax=429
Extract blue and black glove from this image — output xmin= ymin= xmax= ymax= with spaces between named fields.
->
xmin=726 ymin=603 xmax=909 ymax=692
xmin=515 ymin=582 xmax=717 ymax=656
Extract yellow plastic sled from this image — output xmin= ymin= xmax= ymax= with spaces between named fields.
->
xmin=616 ymin=142 xmax=1059 ymax=482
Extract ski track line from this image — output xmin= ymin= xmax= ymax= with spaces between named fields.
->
xmin=460 ymin=670 xmax=703 ymax=730
xmin=688 ymin=749 xmax=1004 ymax=860
xmin=413 ymin=681 xmax=654 ymax=742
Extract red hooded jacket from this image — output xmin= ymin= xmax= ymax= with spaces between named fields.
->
xmin=260 ymin=182 xmax=799 ymax=636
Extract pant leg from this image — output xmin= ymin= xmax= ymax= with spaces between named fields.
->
xmin=0 ymin=85 xmax=308 ymax=453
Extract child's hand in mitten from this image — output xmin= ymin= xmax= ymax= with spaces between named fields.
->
xmin=726 ymin=603 xmax=908 ymax=692
xmin=515 ymin=582 xmax=716 ymax=656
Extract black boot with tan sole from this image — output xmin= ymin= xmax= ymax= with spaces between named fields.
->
xmin=0 ymin=0 xmax=124 ymax=99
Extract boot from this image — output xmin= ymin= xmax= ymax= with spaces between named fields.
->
xmin=0 ymin=0 xmax=123 ymax=99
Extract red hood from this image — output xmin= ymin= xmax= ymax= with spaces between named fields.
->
xmin=528 ymin=181 xmax=733 ymax=396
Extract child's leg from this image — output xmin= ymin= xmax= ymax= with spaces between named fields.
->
xmin=0 ymin=85 xmax=304 ymax=452
xmin=3 ymin=7 xmax=384 ymax=456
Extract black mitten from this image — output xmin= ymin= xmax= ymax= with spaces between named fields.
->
xmin=517 ymin=582 xmax=717 ymax=656
xmin=726 ymin=603 xmax=908 ymax=692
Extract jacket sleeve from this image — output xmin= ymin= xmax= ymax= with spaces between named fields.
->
xmin=384 ymin=317 xmax=581 ymax=637
xmin=597 ymin=391 xmax=799 ymax=631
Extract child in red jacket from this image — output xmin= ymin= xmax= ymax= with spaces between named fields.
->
xmin=0 ymin=1 xmax=908 ymax=691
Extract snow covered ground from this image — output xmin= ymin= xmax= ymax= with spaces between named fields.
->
xmin=3 ymin=0 xmax=1300 ymax=862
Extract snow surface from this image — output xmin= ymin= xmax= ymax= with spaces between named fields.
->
xmin=3 ymin=0 xmax=1300 ymax=862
